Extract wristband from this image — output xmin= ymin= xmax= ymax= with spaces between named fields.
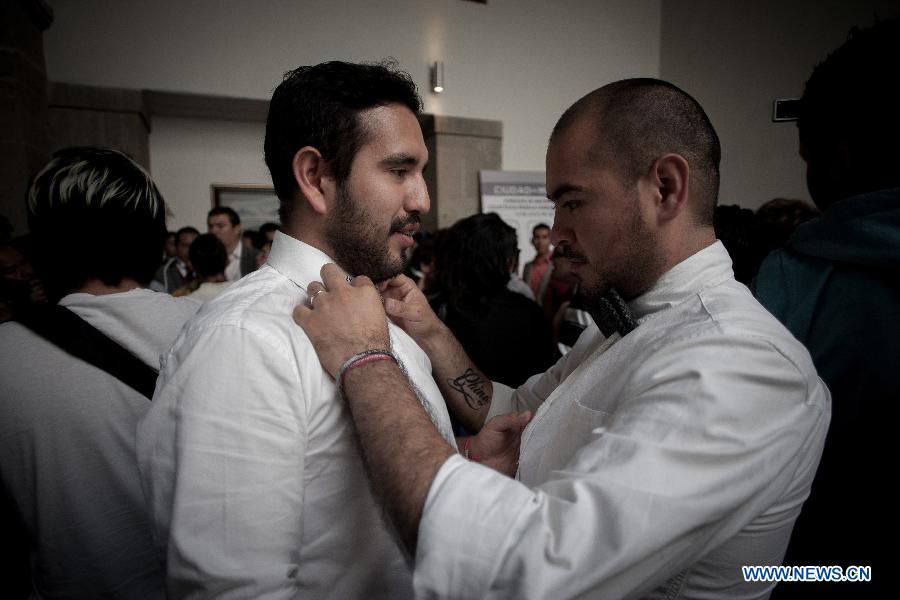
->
xmin=337 ymin=349 xmax=398 ymax=388
xmin=463 ymin=436 xmax=482 ymax=462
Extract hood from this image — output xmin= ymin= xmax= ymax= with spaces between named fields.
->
xmin=788 ymin=187 xmax=900 ymax=267
xmin=58 ymin=288 xmax=200 ymax=368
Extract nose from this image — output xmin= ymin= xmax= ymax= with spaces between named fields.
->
xmin=550 ymin=210 xmax=570 ymax=247
xmin=406 ymin=175 xmax=430 ymax=215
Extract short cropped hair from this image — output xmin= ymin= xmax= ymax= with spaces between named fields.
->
xmin=532 ymin=223 xmax=550 ymax=237
xmin=264 ymin=60 xmax=422 ymax=223
xmin=189 ymin=233 xmax=228 ymax=279
xmin=207 ymin=206 xmax=240 ymax=227
xmin=799 ymin=18 xmax=900 ymax=195
xmin=26 ymin=147 xmax=166 ymax=299
xmin=552 ymin=78 xmax=721 ymax=226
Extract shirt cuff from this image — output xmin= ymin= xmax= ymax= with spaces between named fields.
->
xmin=414 ymin=454 xmax=534 ymax=599
xmin=486 ymin=381 xmax=515 ymax=421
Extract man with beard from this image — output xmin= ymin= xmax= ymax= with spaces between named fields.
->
xmin=294 ymin=79 xmax=830 ymax=599
xmin=137 ymin=61 xmax=527 ymax=599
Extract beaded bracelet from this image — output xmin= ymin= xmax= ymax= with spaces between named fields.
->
xmin=337 ymin=349 xmax=399 ymax=389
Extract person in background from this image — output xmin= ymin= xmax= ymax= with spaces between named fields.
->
xmin=754 ymin=197 xmax=819 ymax=256
xmin=521 ymin=222 xmax=553 ymax=300
xmin=429 ymin=212 xmax=556 ymax=389
xmin=753 ymin=19 xmax=900 ymax=598
xmin=0 ymin=147 xmax=200 ymax=599
xmin=151 ymin=225 xmax=199 ymax=293
xmin=547 ymin=245 xmax=593 ymax=355
xmin=180 ymin=233 xmax=231 ymax=302
xmin=505 ymin=244 xmax=535 ymax=301
xmin=405 ymin=230 xmax=441 ymax=291
xmin=207 ymin=206 xmax=258 ymax=281
xmin=0 ymin=238 xmax=46 ymax=323
xmin=241 ymin=229 xmax=259 ymax=250
xmin=258 ymin=221 xmax=280 ymax=244
xmin=163 ymin=230 xmax=177 ymax=261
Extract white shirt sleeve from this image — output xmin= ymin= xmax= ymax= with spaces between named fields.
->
xmin=142 ymin=323 xmax=308 ymax=599
xmin=414 ymin=334 xmax=827 ymax=599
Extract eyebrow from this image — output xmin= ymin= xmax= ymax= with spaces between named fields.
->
xmin=379 ymin=153 xmax=422 ymax=168
xmin=548 ymin=183 xmax=586 ymax=202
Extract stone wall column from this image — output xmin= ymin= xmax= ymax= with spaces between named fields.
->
xmin=0 ymin=0 xmax=53 ymax=237
xmin=419 ymin=114 xmax=502 ymax=231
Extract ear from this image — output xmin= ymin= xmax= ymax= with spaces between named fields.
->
xmin=649 ymin=153 xmax=690 ymax=223
xmin=292 ymin=146 xmax=335 ymax=215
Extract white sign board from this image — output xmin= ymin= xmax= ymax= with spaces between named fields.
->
xmin=479 ymin=170 xmax=555 ymax=274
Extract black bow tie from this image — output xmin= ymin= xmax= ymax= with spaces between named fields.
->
xmin=591 ymin=288 xmax=639 ymax=338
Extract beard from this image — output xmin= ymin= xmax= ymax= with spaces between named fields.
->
xmin=324 ymin=183 xmax=419 ymax=283
xmin=567 ymin=203 xmax=663 ymax=308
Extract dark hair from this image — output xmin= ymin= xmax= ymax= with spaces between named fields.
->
xmin=207 ymin=206 xmax=240 ymax=226
xmin=532 ymin=223 xmax=550 ymax=237
xmin=552 ymin=78 xmax=721 ymax=226
xmin=434 ymin=213 xmax=518 ymax=319
xmin=26 ymin=147 xmax=166 ymax=299
xmin=175 ymin=226 xmax=200 ymax=245
xmin=258 ymin=222 xmax=279 ymax=236
xmin=799 ymin=18 xmax=900 ymax=204
xmin=755 ymin=197 xmax=819 ymax=252
xmin=713 ymin=204 xmax=765 ymax=285
xmin=189 ymin=233 xmax=228 ymax=279
xmin=264 ymin=60 xmax=422 ymax=223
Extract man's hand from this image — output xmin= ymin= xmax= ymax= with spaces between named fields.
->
xmin=293 ymin=263 xmax=390 ymax=379
xmin=380 ymin=274 xmax=445 ymax=347
xmin=468 ymin=411 xmax=532 ymax=477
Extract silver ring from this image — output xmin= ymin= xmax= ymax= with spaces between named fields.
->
xmin=346 ymin=274 xmax=354 ymax=283
xmin=309 ymin=289 xmax=326 ymax=307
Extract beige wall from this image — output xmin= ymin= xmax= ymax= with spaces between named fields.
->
xmin=42 ymin=0 xmax=900 ymax=222
xmin=149 ymin=117 xmax=269 ymax=230
xmin=44 ymin=0 xmax=661 ymax=175
xmin=660 ymin=0 xmax=900 ymax=209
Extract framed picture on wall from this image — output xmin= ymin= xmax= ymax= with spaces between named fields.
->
xmin=211 ymin=184 xmax=280 ymax=231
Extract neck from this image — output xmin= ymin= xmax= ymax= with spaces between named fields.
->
xmin=282 ymin=215 xmax=336 ymax=260
xmin=669 ymin=227 xmax=717 ymax=269
xmin=201 ymin=273 xmax=226 ymax=284
xmin=74 ymin=278 xmax=142 ymax=296
xmin=621 ymin=226 xmax=716 ymax=301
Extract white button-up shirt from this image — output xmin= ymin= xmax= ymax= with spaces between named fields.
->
xmin=224 ymin=241 xmax=242 ymax=282
xmin=138 ymin=232 xmax=455 ymax=599
xmin=414 ymin=241 xmax=830 ymax=600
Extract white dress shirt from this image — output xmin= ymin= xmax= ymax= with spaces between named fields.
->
xmin=138 ymin=231 xmax=455 ymax=599
xmin=1 ymin=289 xmax=199 ymax=599
xmin=224 ymin=241 xmax=242 ymax=282
xmin=414 ymin=241 xmax=830 ymax=600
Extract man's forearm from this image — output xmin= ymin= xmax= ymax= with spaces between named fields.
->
xmin=342 ymin=360 xmax=456 ymax=554
xmin=418 ymin=323 xmax=493 ymax=432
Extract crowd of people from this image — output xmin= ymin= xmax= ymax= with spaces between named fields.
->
xmin=1 ymin=17 xmax=897 ymax=600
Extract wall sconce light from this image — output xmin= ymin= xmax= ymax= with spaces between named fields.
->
xmin=431 ymin=61 xmax=444 ymax=94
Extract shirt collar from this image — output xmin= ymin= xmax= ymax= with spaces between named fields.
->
xmin=628 ymin=240 xmax=733 ymax=321
xmin=266 ymin=230 xmax=337 ymax=293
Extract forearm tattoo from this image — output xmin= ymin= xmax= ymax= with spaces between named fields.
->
xmin=447 ymin=368 xmax=490 ymax=410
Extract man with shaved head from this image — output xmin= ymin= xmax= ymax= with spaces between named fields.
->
xmin=294 ymin=78 xmax=830 ymax=599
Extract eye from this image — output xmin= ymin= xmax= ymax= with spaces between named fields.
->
xmin=562 ymin=199 xmax=580 ymax=211
xmin=389 ymin=168 xmax=408 ymax=179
